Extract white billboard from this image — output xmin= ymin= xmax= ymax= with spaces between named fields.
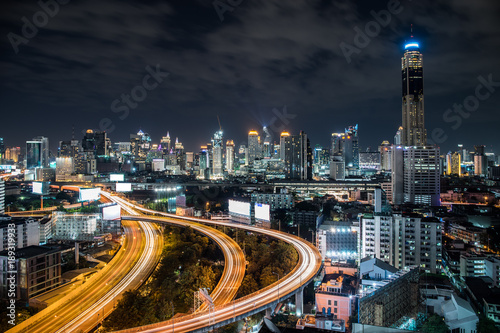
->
xmin=254 ymin=203 xmax=270 ymax=221
xmin=110 ymin=174 xmax=125 ymax=182
xmin=228 ymin=199 xmax=250 ymax=217
xmin=116 ymin=183 xmax=132 ymax=192
xmin=79 ymin=188 xmax=101 ymax=202
xmin=32 ymin=181 xmax=49 ymax=195
xmin=102 ymin=204 xmax=121 ymax=220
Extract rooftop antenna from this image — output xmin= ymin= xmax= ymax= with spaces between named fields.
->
xmin=217 ymin=115 xmax=222 ymax=131
xmin=72 ymin=124 xmax=75 ymax=140
xmin=410 ymin=24 xmax=413 ymax=38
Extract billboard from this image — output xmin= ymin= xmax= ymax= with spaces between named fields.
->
xmin=32 ymin=181 xmax=49 ymax=195
xmin=110 ymin=174 xmax=125 ymax=182
xmin=79 ymin=188 xmax=101 ymax=202
xmin=228 ymin=199 xmax=250 ymax=217
xmin=102 ymin=204 xmax=121 ymax=220
xmin=116 ymin=183 xmax=132 ymax=192
xmin=254 ymin=203 xmax=270 ymax=221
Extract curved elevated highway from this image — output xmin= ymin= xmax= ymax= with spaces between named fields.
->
xmin=112 ymin=200 xmax=323 ymax=333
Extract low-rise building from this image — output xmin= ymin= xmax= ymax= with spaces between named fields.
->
xmin=0 ymin=245 xmax=62 ymax=301
xmin=52 ymin=212 xmax=101 ymax=241
xmin=0 ymin=215 xmax=40 ymax=250
xmin=250 ymin=192 xmax=294 ymax=211
xmin=315 ymin=273 xmax=356 ymax=328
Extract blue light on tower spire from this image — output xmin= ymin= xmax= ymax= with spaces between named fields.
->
xmin=404 ymin=24 xmax=419 ymax=49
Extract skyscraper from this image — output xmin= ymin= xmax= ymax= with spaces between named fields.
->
xmin=392 ymin=35 xmax=440 ymax=206
xmin=82 ymin=129 xmax=107 ymax=156
xmin=0 ymin=138 xmax=4 ymax=162
xmin=280 ymin=131 xmax=290 ymax=161
xmin=401 ymin=39 xmax=426 ymax=146
xmin=161 ymin=132 xmax=171 ymax=153
xmin=248 ymin=130 xmax=261 ymax=163
xmin=284 ymin=131 xmax=312 ymax=180
xmin=226 ymin=140 xmax=235 ymax=174
xmin=26 ymin=136 xmax=49 ymax=169
xmin=211 ymin=130 xmax=224 ymax=178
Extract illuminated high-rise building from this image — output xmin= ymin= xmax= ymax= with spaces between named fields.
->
xmin=161 ymin=132 xmax=171 ymax=153
xmin=330 ymin=125 xmax=359 ymax=176
xmin=446 ymin=151 xmax=461 ymax=176
xmin=280 ymin=131 xmax=290 ymax=161
xmin=284 ymin=131 xmax=312 ymax=180
xmin=401 ymin=38 xmax=426 ymax=146
xmin=82 ymin=129 xmax=107 ymax=156
xmin=211 ymin=130 xmax=224 ymax=177
xmin=0 ymin=138 xmax=4 ymax=162
xmin=379 ymin=141 xmax=392 ymax=171
xmin=226 ymin=140 xmax=235 ymax=174
xmin=4 ymin=147 xmax=20 ymax=163
xmin=26 ymin=136 xmax=49 ymax=169
xmin=262 ymin=126 xmax=272 ymax=158
xmin=392 ymin=146 xmax=440 ymax=206
xmin=474 ymin=145 xmax=488 ymax=176
xmin=248 ymin=130 xmax=261 ymax=163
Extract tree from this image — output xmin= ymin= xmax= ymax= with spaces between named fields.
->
xmin=421 ymin=315 xmax=449 ymax=333
xmin=477 ymin=314 xmax=499 ymax=333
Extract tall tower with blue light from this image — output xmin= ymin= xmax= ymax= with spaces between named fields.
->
xmin=401 ymin=28 xmax=426 ymax=146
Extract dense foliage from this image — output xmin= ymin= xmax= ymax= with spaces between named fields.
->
xmin=101 ymin=226 xmax=223 ymax=332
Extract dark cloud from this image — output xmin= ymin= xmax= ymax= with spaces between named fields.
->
xmin=0 ymin=0 xmax=499 ymax=154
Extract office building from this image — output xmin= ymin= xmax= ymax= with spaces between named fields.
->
xmin=0 ymin=246 xmax=62 ymax=301
xmin=262 ymin=126 xmax=272 ymax=158
xmin=284 ymin=131 xmax=312 ymax=180
xmin=250 ymin=192 xmax=294 ymax=211
xmin=474 ymin=145 xmax=488 ymax=176
xmin=280 ymin=131 xmax=290 ymax=161
xmin=82 ymin=129 xmax=107 ymax=156
xmin=0 ymin=216 xmax=40 ymax=250
xmin=392 ymin=146 xmax=440 ymax=206
xmin=401 ymin=39 xmax=426 ymax=146
xmin=446 ymin=151 xmax=461 ymax=176
xmin=52 ymin=212 xmax=101 ymax=241
xmin=130 ymin=130 xmax=151 ymax=160
xmin=248 ymin=130 xmax=261 ymax=163
xmin=379 ymin=141 xmax=392 ymax=171
xmin=225 ymin=140 xmax=235 ymax=174
xmin=26 ymin=136 xmax=49 ymax=169
xmin=4 ymin=147 xmax=20 ymax=163
xmin=161 ymin=132 xmax=171 ymax=153
xmin=211 ymin=130 xmax=224 ymax=178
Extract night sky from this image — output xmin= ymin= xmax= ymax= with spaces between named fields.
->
xmin=1 ymin=0 xmax=499 ymax=155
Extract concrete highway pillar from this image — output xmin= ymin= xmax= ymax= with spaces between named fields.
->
xmin=265 ymin=307 xmax=273 ymax=319
xmin=295 ymin=289 xmax=304 ymax=316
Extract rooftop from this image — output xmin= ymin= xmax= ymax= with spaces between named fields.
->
xmin=0 ymin=245 xmax=61 ymax=259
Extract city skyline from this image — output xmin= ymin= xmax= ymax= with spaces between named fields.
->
xmin=1 ymin=1 xmax=499 ymax=154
